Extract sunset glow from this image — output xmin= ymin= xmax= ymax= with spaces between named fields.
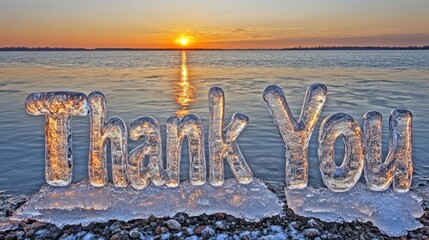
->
xmin=0 ymin=0 xmax=428 ymax=48
xmin=175 ymin=36 xmax=191 ymax=47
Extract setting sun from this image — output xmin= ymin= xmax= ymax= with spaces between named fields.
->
xmin=175 ymin=36 xmax=192 ymax=47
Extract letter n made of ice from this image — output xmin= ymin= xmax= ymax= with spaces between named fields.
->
xmin=165 ymin=114 xmax=206 ymax=187
xmin=209 ymin=87 xmax=253 ymax=186
xmin=128 ymin=117 xmax=165 ymax=189
xmin=25 ymin=92 xmax=88 ymax=186
xmin=318 ymin=113 xmax=364 ymax=192
xmin=263 ymin=84 xmax=327 ymax=189
xmin=363 ymin=110 xmax=413 ymax=192
xmin=88 ymin=92 xmax=128 ymax=187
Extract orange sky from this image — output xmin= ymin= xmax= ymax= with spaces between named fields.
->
xmin=1 ymin=0 xmax=428 ymax=48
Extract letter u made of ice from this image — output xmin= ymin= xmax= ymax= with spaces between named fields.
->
xmin=318 ymin=113 xmax=364 ymax=192
xmin=128 ymin=116 xmax=165 ymax=190
xmin=88 ymin=92 xmax=128 ymax=187
xmin=165 ymin=114 xmax=206 ymax=187
xmin=209 ymin=87 xmax=253 ymax=186
xmin=363 ymin=109 xmax=413 ymax=192
xmin=263 ymin=84 xmax=327 ymax=189
xmin=25 ymin=92 xmax=88 ymax=186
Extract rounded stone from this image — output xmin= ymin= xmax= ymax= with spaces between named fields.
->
xmin=303 ymin=228 xmax=321 ymax=238
xmin=165 ymin=219 xmax=181 ymax=231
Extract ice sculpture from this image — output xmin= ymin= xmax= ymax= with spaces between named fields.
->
xmin=363 ymin=109 xmax=413 ymax=192
xmin=263 ymin=84 xmax=327 ymax=189
xmin=209 ymin=87 xmax=253 ymax=186
xmin=88 ymin=92 xmax=128 ymax=187
xmin=165 ymin=114 xmax=206 ymax=187
xmin=128 ymin=117 xmax=165 ymax=189
xmin=25 ymin=92 xmax=88 ymax=186
xmin=318 ymin=113 xmax=364 ymax=192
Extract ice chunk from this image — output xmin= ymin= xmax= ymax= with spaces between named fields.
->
xmin=318 ymin=113 xmax=364 ymax=192
xmin=88 ymin=91 xmax=128 ymax=187
xmin=25 ymin=92 xmax=88 ymax=186
xmin=128 ymin=116 xmax=165 ymax=189
xmin=263 ymin=84 xmax=327 ymax=189
xmin=363 ymin=110 xmax=413 ymax=192
xmin=286 ymin=183 xmax=424 ymax=236
xmin=165 ymin=114 xmax=206 ymax=187
xmin=208 ymin=87 xmax=253 ymax=186
xmin=11 ymin=178 xmax=283 ymax=227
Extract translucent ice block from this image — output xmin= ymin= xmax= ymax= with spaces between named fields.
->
xmin=286 ymin=183 xmax=424 ymax=236
xmin=12 ymin=178 xmax=283 ymax=228
xmin=263 ymin=84 xmax=327 ymax=189
xmin=25 ymin=92 xmax=88 ymax=186
xmin=318 ymin=113 xmax=364 ymax=192
xmin=88 ymin=92 xmax=128 ymax=187
xmin=209 ymin=87 xmax=253 ymax=186
xmin=165 ymin=114 xmax=206 ymax=187
xmin=128 ymin=117 xmax=165 ymax=189
xmin=363 ymin=109 xmax=413 ymax=192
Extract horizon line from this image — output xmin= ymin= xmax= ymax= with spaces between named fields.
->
xmin=1 ymin=46 xmax=429 ymax=51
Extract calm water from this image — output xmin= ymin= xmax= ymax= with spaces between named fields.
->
xmin=0 ymin=50 xmax=428 ymax=194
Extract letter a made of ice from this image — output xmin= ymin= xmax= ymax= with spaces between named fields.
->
xmin=363 ymin=109 xmax=413 ymax=192
xmin=25 ymin=92 xmax=88 ymax=186
xmin=165 ymin=114 xmax=206 ymax=187
xmin=128 ymin=117 xmax=165 ymax=189
xmin=263 ymin=84 xmax=327 ymax=189
xmin=88 ymin=92 xmax=128 ymax=187
xmin=318 ymin=113 xmax=364 ymax=192
xmin=209 ymin=87 xmax=253 ymax=186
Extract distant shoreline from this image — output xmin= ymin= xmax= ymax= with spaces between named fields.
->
xmin=1 ymin=46 xmax=429 ymax=51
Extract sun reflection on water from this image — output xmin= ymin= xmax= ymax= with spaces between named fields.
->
xmin=175 ymin=51 xmax=195 ymax=117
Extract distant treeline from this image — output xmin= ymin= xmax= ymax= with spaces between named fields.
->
xmin=1 ymin=46 xmax=428 ymax=51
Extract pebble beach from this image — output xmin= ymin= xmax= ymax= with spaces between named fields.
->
xmin=1 ymin=182 xmax=428 ymax=240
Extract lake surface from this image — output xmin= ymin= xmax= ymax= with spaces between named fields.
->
xmin=0 ymin=50 xmax=428 ymax=194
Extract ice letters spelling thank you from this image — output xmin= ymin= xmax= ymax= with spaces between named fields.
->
xmin=25 ymin=84 xmax=413 ymax=193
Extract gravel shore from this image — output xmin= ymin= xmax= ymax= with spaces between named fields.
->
xmin=0 ymin=183 xmax=428 ymax=240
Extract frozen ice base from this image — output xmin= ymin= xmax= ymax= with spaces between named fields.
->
xmin=286 ymin=182 xmax=424 ymax=236
xmin=11 ymin=178 xmax=283 ymax=228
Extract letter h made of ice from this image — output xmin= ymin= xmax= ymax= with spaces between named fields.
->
xmin=88 ymin=92 xmax=128 ymax=187
xmin=209 ymin=87 xmax=253 ymax=186
xmin=263 ymin=84 xmax=327 ymax=189
xmin=25 ymin=92 xmax=88 ymax=186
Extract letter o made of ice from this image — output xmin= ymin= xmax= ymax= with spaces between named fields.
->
xmin=318 ymin=113 xmax=364 ymax=192
xmin=363 ymin=109 xmax=413 ymax=192
xmin=25 ymin=92 xmax=88 ymax=186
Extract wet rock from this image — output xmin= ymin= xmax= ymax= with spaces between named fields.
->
xmin=109 ymin=221 xmax=123 ymax=234
xmin=198 ymin=214 xmax=209 ymax=221
xmin=214 ymin=213 xmax=225 ymax=220
xmin=165 ymin=219 xmax=181 ymax=231
xmin=303 ymin=228 xmax=321 ymax=238
xmin=26 ymin=229 xmax=34 ymax=238
xmin=5 ymin=232 xmax=17 ymax=240
xmin=30 ymin=221 xmax=46 ymax=230
xmin=82 ymin=232 xmax=96 ymax=240
xmin=155 ymin=226 xmax=162 ymax=235
xmin=129 ymin=229 xmax=142 ymax=239
xmin=194 ymin=225 xmax=206 ymax=235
